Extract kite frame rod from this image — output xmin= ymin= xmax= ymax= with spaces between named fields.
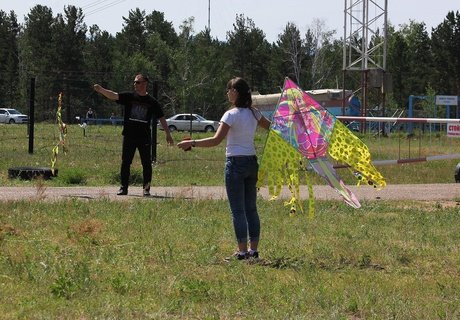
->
xmin=337 ymin=116 xmax=460 ymax=124
xmin=333 ymin=153 xmax=460 ymax=169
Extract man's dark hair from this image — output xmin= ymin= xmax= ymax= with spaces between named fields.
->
xmin=140 ymin=74 xmax=150 ymax=83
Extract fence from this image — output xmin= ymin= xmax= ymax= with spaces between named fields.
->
xmin=1 ymin=118 xmax=460 ymax=186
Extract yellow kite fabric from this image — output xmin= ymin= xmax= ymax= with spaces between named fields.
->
xmin=329 ymin=119 xmax=386 ymax=188
xmin=50 ymin=92 xmax=67 ymax=174
xmin=258 ymin=130 xmax=315 ymax=217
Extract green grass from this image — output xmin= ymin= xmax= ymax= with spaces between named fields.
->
xmin=1 ymin=123 xmax=460 ymax=187
xmin=1 ymin=123 xmax=460 ymax=318
xmin=1 ymin=199 xmax=459 ymax=318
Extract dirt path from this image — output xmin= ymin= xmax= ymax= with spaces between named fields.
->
xmin=1 ymin=184 xmax=459 ymax=203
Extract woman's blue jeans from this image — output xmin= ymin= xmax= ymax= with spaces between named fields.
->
xmin=225 ymin=155 xmax=260 ymax=244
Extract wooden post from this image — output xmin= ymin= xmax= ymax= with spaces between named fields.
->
xmin=28 ymin=77 xmax=35 ymax=154
xmin=151 ymin=80 xmax=158 ymax=163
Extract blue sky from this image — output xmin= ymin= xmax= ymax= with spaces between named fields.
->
xmin=2 ymin=0 xmax=457 ymax=42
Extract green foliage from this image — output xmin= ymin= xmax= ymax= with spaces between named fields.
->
xmin=226 ymin=14 xmax=272 ymax=92
xmin=1 ymin=6 xmax=459 ymax=122
xmin=421 ymin=84 xmax=437 ymax=117
xmin=110 ymin=272 xmax=132 ymax=295
xmin=0 ymin=11 xmax=20 ymax=107
xmin=50 ymin=271 xmax=79 ymax=299
xmin=58 ymin=168 xmax=87 ymax=185
xmin=431 ymin=11 xmax=460 ymax=95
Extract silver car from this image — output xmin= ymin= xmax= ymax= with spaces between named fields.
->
xmin=0 ymin=108 xmax=29 ymax=124
xmin=160 ymin=113 xmax=219 ymax=132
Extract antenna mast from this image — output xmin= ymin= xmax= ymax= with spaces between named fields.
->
xmin=208 ymin=0 xmax=211 ymax=31
xmin=343 ymin=0 xmax=388 ymax=121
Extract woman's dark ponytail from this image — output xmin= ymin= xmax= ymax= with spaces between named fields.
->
xmin=228 ymin=77 xmax=252 ymax=108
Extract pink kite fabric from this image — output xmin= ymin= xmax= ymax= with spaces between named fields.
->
xmin=271 ymin=79 xmax=335 ymax=160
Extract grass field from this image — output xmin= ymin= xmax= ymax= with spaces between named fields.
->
xmin=1 ymin=123 xmax=460 ymax=318
xmin=1 ymin=123 xmax=460 ymax=187
xmin=1 ymin=199 xmax=459 ymax=318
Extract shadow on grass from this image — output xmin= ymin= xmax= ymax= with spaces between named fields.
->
xmin=219 ymin=255 xmax=386 ymax=271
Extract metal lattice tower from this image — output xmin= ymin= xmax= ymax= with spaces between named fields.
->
xmin=343 ymin=0 xmax=388 ymax=120
xmin=343 ymin=0 xmax=388 ymax=71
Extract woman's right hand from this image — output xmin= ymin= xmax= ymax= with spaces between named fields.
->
xmin=177 ymin=138 xmax=192 ymax=151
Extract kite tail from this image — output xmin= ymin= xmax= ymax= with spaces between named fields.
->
xmin=303 ymin=167 xmax=315 ymax=218
xmin=285 ymin=171 xmax=304 ymax=216
xmin=50 ymin=92 xmax=67 ymax=175
xmin=309 ymin=158 xmax=361 ymax=209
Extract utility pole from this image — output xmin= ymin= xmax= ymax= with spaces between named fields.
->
xmin=208 ymin=0 xmax=211 ymax=32
xmin=28 ymin=77 xmax=35 ymax=154
xmin=151 ymin=80 xmax=159 ymax=163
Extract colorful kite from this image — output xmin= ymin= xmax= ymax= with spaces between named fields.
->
xmin=258 ymin=78 xmax=386 ymax=216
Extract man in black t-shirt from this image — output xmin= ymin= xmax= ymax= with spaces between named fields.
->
xmin=93 ymin=74 xmax=173 ymax=196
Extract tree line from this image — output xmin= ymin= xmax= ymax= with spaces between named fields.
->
xmin=0 ymin=5 xmax=459 ymax=122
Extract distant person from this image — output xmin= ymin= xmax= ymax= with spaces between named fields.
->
xmin=177 ymin=77 xmax=271 ymax=261
xmin=86 ymin=108 xmax=95 ymax=122
xmin=110 ymin=112 xmax=117 ymax=125
xmin=93 ymin=74 xmax=174 ymax=196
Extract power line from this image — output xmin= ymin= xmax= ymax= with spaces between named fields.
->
xmin=81 ymin=0 xmax=119 ymax=10
xmin=82 ymin=0 xmax=127 ymax=17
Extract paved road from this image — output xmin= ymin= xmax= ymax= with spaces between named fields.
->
xmin=1 ymin=184 xmax=459 ymax=202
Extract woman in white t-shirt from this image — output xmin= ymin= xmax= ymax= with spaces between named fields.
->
xmin=177 ymin=77 xmax=270 ymax=261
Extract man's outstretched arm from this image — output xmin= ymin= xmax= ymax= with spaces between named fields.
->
xmin=93 ymin=84 xmax=119 ymax=101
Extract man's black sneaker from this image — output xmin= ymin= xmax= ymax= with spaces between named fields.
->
xmin=117 ymin=187 xmax=128 ymax=196
xmin=248 ymin=250 xmax=259 ymax=259
xmin=143 ymin=184 xmax=151 ymax=197
xmin=224 ymin=251 xmax=248 ymax=262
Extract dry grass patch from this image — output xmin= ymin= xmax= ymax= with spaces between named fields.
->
xmin=0 ymin=223 xmax=21 ymax=237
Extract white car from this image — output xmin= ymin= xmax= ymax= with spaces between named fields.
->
xmin=160 ymin=113 xmax=219 ymax=132
xmin=0 ymin=108 xmax=29 ymax=124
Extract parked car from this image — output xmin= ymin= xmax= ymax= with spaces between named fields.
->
xmin=159 ymin=113 xmax=220 ymax=132
xmin=0 ymin=108 xmax=29 ymax=124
